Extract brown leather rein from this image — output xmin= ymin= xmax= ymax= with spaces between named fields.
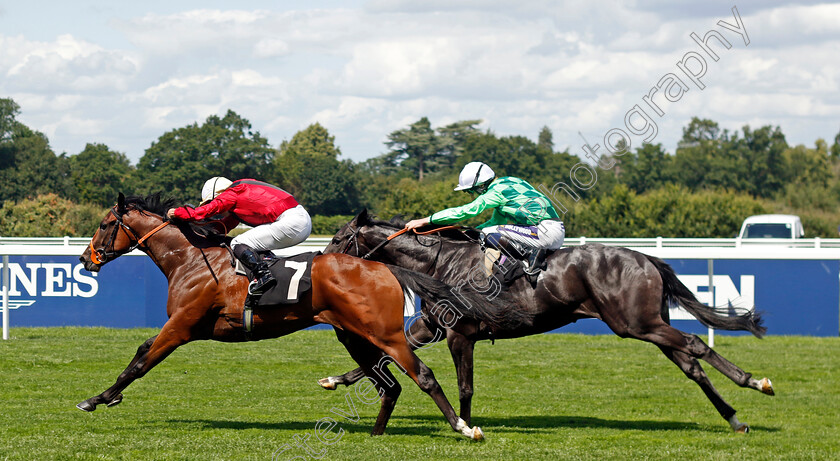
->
xmin=354 ymin=225 xmax=459 ymax=260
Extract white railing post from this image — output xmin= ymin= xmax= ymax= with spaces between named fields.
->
xmin=707 ymin=258 xmax=714 ymax=348
xmin=2 ymin=255 xmax=9 ymax=340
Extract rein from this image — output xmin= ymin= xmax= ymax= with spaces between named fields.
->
xmin=355 ymin=225 xmax=459 ymax=260
xmin=89 ymin=208 xmax=170 ymax=265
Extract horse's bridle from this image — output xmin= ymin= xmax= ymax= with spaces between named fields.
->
xmin=340 ymin=223 xmax=364 ymax=258
xmin=88 ymin=207 xmax=170 ymax=265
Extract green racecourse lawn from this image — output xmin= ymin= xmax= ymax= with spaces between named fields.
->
xmin=0 ymin=328 xmax=837 ymax=460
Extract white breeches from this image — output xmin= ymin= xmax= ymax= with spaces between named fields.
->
xmin=231 ymin=205 xmax=312 ymax=252
xmin=481 ymin=220 xmax=565 ymax=250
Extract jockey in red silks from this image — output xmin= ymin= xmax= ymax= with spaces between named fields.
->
xmin=167 ymin=177 xmax=312 ymax=294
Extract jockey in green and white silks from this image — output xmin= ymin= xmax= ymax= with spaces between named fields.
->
xmin=404 ymin=162 xmax=565 ymax=275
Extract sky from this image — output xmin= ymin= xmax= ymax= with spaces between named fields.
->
xmin=1 ymin=1 xmax=838 ymax=165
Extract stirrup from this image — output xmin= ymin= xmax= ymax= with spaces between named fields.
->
xmin=248 ymin=275 xmax=275 ymax=295
xmin=524 ymin=249 xmax=547 ymax=275
xmin=522 ymin=264 xmax=542 ymax=278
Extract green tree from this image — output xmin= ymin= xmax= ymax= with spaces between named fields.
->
xmin=0 ymin=98 xmax=76 ymax=204
xmin=0 ymin=98 xmax=20 ymax=145
xmin=459 ymin=132 xmax=544 ymax=182
xmin=0 ymin=193 xmax=106 ymax=237
xmin=69 ymin=143 xmax=135 ymax=207
xmin=384 ymin=117 xmax=439 ymax=181
xmin=831 ymin=129 xmax=840 ymax=160
xmin=278 ymin=122 xmax=341 ymax=159
xmin=378 ymin=118 xmax=481 ymax=181
xmin=0 ymin=124 xmax=75 ymax=205
xmin=272 ymin=123 xmax=360 ymax=216
xmin=619 ymin=143 xmax=671 ymax=193
xmin=374 ymin=177 xmax=465 ymax=221
xmin=135 ymin=110 xmax=273 ymax=201
xmin=669 ymin=118 xmax=752 ymax=193
xmin=570 ymin=184 xmax=766 ymax=238
xmin=777 ymin=139 xmax=835 ymax=211
xmin=681 ymin=117 xmax=721 ymax=143
xmin=537 ymin=126 xmax=554 ymax=152
xmin=733 ymin=124 xmax=787 ymax=197
xmin=435 ymin=119 xmax=482 ymax=172
xmin=670 ymin=118 xmax=729 ymax=191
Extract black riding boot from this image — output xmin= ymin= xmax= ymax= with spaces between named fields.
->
xmin=492 ymin=235 xmax=528 ymax=261
xmin=494 ymin=236 xmax=545 ymax=277
xmin=233 ymin=245 xmax=275 ymax=295
xmin=525 ymin=248 xmax=547 ymax=276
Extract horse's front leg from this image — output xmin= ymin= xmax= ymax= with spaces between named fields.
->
xmin=76 ymin=334 xmax=158 ymax=410
xmin=446 ymin=330 xmax=475 ymax=425
xmin=77 ymin=317 xmax=192 ymax=412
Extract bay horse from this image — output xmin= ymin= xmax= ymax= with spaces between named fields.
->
xmin=75 ymin=193 xmax=518 ymax=440
xmin=318 ymin=209 xmax=775 ymax=433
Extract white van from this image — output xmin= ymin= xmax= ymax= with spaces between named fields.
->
xmin=738 ymin=214 xmax=804 ymax=239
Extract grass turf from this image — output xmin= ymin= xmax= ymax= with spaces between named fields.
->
xmin=0 ymin=328 xmax=837 ymax=460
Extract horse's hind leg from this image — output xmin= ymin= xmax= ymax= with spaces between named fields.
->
xmin=334 ymin=332 xmax=402 ymax=436
xmin=627 ymin=320 xmax=772 ymax=432
xmin=319 ymin=317 xmax=444 ymax=391
xmin=446 ymin=330 xmax=475 ymax=426
xmin=318 ymin=328 xmax=367 ymax=390
xmin=375 ymin=341 xmax=484 ymax=440
xmin=679 ymin=332 xmax=774 ymax=396
xmin=657 ymin=346 xmax=750 ymax=433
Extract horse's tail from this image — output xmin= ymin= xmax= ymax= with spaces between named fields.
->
xmin=645 ymin=255 xmax=767 ymax=338
xmin=386 ymin=265 xmax=526 ymax=334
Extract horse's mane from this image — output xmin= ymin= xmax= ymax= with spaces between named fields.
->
xmin=123 ymin=192 xmax=229 ymax=247
xmin=123 ymin=192 xmax=180 ymax=217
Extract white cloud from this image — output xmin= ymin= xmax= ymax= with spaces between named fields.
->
xmin=0 ymin=1 xmax=838 ymax=163
xmin=253 ymin=38 xmax=289 ymax=58
xmin=1 ymin=34 xmax=138 ymax=94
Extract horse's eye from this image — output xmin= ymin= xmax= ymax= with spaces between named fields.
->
xmin=99 ymin=222 xmax=108 ymax=230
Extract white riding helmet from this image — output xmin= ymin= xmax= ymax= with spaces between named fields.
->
xmin=200 ymin=177 xmax=233 ymax=205
xmin=454 ymin=162 xmax=495 ymax=191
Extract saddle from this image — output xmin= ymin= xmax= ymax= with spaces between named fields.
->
xmin=233 ymin=251 xmax=319 ymax=336
xmin=234 ymin=251 xmax=318 ymax=306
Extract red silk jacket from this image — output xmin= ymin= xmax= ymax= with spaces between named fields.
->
xmin=173 ymin=179 xmax=299 ymax=228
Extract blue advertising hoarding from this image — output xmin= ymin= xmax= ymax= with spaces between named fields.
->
xmin=3 ymin=255 xmax=168 ymax=328
xmin=560 ymin=258 xmax=839 ymax=336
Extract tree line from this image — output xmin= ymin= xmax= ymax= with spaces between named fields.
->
xmin=1 ymin=96 xmax=839 ymax=238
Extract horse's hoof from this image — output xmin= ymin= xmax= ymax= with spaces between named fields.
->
xmin=76 ymin=400 xmax=96 ymax=412
xmin=106 ymin=394 xmax=123 ymax=407
xmin=471 ymin=426 xmax=485 ymax=441
xmin=728 ymin=415 xmax=749 ymax=433
xmin=759 ymin=377 xmax=775 ymax=396
xmin=734 ymin=423 xmax=750 ymax=434
xmin=318 ymin=377 xmax=337 ymax=391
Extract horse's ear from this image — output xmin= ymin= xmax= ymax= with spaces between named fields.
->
xmin=117 ymin=193 xmax=126 ymax=212
xmin=355 ymin=208 xmax=369 ymax=224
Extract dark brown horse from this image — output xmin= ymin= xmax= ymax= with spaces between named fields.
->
xmin=319 ymin=210 xmax=775 ymax=433
xmin=75 ymin=193 xmax=512 ymax=440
